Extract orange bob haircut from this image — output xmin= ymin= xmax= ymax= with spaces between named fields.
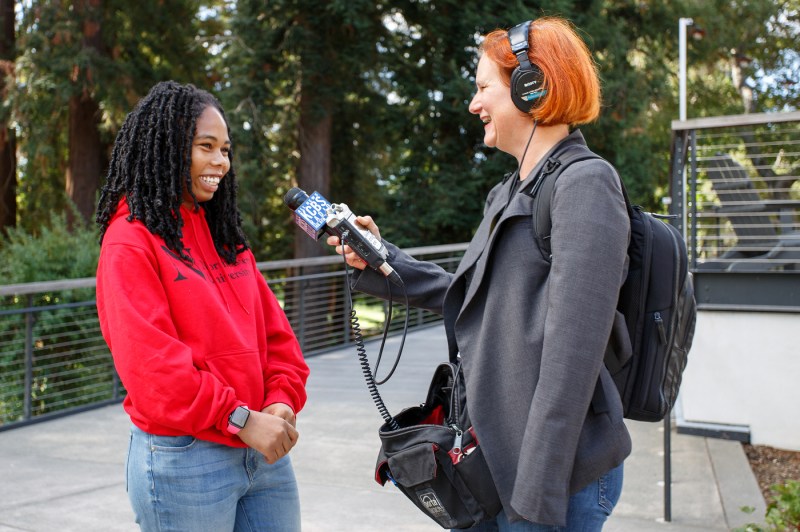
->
xmin=481 ymin=17 xmax=601 ymax=126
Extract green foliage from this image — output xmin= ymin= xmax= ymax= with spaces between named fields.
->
xmin=736 ymin=480 xmax=800 ymax=531
xmin=10 ymin=0 xmax=225 ymax=231
xmin=0 ymin=211 xmax=112 ymax=426
xmin=5 ymin=0 xmax=800 ymax=255
xmin=0 ymin=211 xmax=99 ymax=284
xmin=363 ymin=0 xmax=538 ymax=246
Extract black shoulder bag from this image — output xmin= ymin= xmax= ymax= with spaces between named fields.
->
xmin=374 ymin=362 xmax=502 ymax=529
xmin=335 ymin=227 xmax=501 ymax=529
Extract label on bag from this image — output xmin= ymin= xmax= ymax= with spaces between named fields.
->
xmin=416 ymin=488 xmax=452 ymax=522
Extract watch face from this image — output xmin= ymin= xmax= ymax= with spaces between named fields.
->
xmin=229 ymin=406 xmax=250 ymax=428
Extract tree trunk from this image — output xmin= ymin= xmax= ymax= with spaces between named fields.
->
xmin=286 ymin=86 xmax=336 ymax=350
xmin=66 ymin=0 xmax=104 ymax=226
xmin=0 ymin=128 xmax=14 ymax=231
xmin=293 ymin=93 xmax=332 ymax=259
xmin=0 ymin=0 xmax=15 ymax=232
xmin=66 ymin=93 xmax=102 ymax=225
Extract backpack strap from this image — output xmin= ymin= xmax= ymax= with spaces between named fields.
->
xmin=526 ymin=145 xmax=632 ymax=416
xmin=524 ymin=144 xmax=602 ymax=260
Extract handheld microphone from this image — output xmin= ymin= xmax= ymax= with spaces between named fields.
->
xmin=284 ymin=187 xmax=401 ymax=285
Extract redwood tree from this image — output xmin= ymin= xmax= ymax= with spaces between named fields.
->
xmin=12 ymin=0 xmax=223 ymax=233
xmin=0 ymin=0 xmax=15 ymax=232
xmin=66 ymin=0 xmax=104 ymax=226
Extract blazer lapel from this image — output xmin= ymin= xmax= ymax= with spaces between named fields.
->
xmin=454 ymin=178 xmax=515 ymax=279
xmin=460 ymin=191 xmax=537 ymax=309
xmin=458 ymin=130 xmax=590 ymax=310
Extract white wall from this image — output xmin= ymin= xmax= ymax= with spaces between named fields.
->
xmin=678 ymin=310 xmax=800 ymax=451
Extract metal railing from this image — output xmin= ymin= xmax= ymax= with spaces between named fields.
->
xmin=0 ymin=243 xmax=467 ymax=431
xmin=670 ymin=111 xmax=800 ymax=310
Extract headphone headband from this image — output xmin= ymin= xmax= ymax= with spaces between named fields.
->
xmin=507 ymin=20 xmax=546 ymax=113
xmin=508 ymin=21 xmax=533 ymax=70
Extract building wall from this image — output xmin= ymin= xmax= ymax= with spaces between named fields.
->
xmin=678 ymin=310 xmax=800 ymax=451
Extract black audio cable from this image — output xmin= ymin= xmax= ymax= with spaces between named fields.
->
xmin=339 ymin=233 xmax=409 ymax=431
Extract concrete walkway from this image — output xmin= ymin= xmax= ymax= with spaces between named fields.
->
xmin=0 ymin=325 xmax=766 ymax=531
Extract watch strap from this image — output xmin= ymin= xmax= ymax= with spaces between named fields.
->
xmin=227 ymin=405 xmax=250 ymax=435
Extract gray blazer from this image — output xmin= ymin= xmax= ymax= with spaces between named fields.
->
xmin=353 ymin=130 xmax=632 ymax=527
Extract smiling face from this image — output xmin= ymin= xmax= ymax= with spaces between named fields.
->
xmin=183 ymin=105 xmax=231 ymax=209
xmin=468 ymin=55 xmax=530 ymax=157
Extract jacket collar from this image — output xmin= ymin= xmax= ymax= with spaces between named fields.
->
xmin=453 ymin=129 xmax=587 ymax=313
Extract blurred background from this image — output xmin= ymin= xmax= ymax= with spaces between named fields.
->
xmin=0 ymin=4 xmax=799 ymax=528
xmin=0 ymin=0 xmax=797 ymax=275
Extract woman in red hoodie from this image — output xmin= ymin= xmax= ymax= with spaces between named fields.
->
xmin=96 ymin=81 xmax=309 ymax=531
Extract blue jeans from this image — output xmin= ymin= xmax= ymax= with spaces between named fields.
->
xmin=126 ymin=425 xmax=300 ymax=532
xmin=462 ymin=463 xmax=624 ymax=532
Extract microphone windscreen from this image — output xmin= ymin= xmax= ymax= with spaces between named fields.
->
xmin=284 ymin=187 xmax=308 ymax=211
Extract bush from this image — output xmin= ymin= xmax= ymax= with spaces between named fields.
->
xmin=738 ymin=480 xmax=800 ymax=531
xmin=0 ymin=213 xmax=100 ymax=284
xmin=0 ymin=214 xmax=112 ymax=425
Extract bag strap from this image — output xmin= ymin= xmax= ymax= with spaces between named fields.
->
xmin=526 ymin=145 xmax=600 ymax=260
xmin=527 ymin=146 xmax=630 ymax=415
xmin=527 ymin=144 xmax=635 ymax=260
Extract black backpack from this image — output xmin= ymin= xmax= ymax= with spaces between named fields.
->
xmin=524 ymin=143 xmax=697 ymax=422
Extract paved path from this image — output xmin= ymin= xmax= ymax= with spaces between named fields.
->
xmin=0 ymin=325 xmax=766 ymax=531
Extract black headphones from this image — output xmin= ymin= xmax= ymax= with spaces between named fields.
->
xmin=507 ymin=20 xmax=546 ymax=112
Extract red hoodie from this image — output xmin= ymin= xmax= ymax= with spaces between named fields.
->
xmin=96 ymin=200 xmax=309 ymax=447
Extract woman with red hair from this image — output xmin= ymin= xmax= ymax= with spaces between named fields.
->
xmin=331 ymin=17 xmax=631 ymax=531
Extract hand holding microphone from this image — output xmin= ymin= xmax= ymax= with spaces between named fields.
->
xmin=283 ymin=187 xmax=401 ymax=285
xmin=327 ymin=215 xmax=380 ymax=270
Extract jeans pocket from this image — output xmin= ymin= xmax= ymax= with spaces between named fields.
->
xmin=597 ymin=463 xmax=624 ymax=515
xmin=125 ymin=431 xmax=133 ymax=493
xmin=149 ymin=434 xmax=196 ymax=452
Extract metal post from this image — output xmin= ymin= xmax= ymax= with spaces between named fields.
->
xmin=678 ymin=17 xmax=694 ymax=243
xmin=670 ymin=131 xmax=689 ymax=236
xmin=23 ymin=295 xmax=34 ymax=421
xmin=298 ymin=278 xmax=306 ymax=350
xmin=343 ymin=275 xmax=351 ymax=346
xmin=678 ymin=18 xmax=693 ymax=122
xmin=664 ymin=414 xmax=672 ymax=522
xmin=689 ymin=130 xmax=698 ymax=267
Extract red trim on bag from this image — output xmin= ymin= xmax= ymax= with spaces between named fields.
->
xmin=420 ymin=405 xmax=445 ymax=426
xmin=376 ymin=460 xmax=389 ymax=485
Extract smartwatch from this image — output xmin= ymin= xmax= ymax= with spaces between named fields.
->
xmin=227 ymin=406 xmax=250 ymax=435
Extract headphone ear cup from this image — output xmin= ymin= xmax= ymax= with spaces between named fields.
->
xmin=510 ymin=64 xmax=546 ymax=113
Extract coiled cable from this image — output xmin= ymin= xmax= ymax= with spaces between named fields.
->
xmin=340 ymin=235 xmax=408 ymax=431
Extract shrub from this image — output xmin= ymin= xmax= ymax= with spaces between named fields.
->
xmin=0 ymin=213 xmax=112 ymax=425
xmin=738 ymin=480 xmax=800 ymax=531
xmin=0 ymin=213 xmax=100 ymax=284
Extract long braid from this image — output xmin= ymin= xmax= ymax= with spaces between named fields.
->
xmin=97 ymin=81 xmax=249 ymax=265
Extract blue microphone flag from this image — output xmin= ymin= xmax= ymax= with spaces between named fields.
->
xmin=293 ymin=191 xmax=331 ymax=240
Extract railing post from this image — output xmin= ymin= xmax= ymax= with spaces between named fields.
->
xmin=664 ymin=414 xmax=672 ymax=522
xmin=670 ymin=130 xmax=689 ymax=239
xmin=689 ymin=129 xmax=698 ymax=269
xmin=298 ymin=276 xmax=306 ymax=351
xmin=112 ymin=370 xmax=120 ymax=400
xmin=23 ymin=295 xmax=34 ymax=421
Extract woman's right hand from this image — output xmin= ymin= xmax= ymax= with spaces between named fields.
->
xmin=325 ymin=215 xmax=382 ymax=271
xmin=238 ymin=410 xmax=299 ymax=464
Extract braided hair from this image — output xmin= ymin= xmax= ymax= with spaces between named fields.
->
xmin=96 ymin=81 xmax=248 ymax=265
